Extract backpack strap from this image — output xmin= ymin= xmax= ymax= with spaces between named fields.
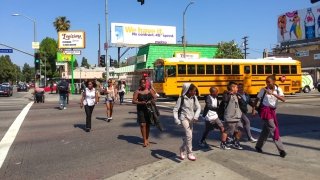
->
xmin=259 ymin=89 xmax=267 ymax=106
xmin=178 ymin=96 xmax=184 ymax=115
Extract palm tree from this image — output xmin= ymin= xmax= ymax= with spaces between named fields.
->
xmin=53 ymin=16 xmax=71 ymax=32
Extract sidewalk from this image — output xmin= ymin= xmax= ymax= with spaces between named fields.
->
xmin=107 ymin=131 xmax=320 ymax=180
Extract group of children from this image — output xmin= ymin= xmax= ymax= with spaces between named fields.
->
xmin=173 ymin=75 xmax=287 ymax=161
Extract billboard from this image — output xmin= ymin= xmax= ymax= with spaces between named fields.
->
xmin=58 ymin=31 xmax=86 ymax=49
xmin=57 ymin=52 xmax=75 ymax=62
xmin=277 ymin=5 xmax=320 ymax=43
xmin=111 ymin=23 xmax=176 ymax=47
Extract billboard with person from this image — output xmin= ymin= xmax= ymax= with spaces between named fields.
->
xmin=111 ymin=23 xmax=176 ymax=47
xmin=277 ymin=5 xmax=320 ymax=43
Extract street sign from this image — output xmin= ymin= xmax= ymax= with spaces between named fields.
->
xmin=63 ymin=50 xmax=81 ymax=55
xmin=104 ymin=42 xmax=108 ymax=50
xmin=314 ymin=53 xmax=320 ymax=60
xmin=32 ymin=42 xmax=40 ymax=49
xmin=295 ymin=51 xmax=309 ymax=57
xmin=0 ymin=49 xmax=13 ymax=53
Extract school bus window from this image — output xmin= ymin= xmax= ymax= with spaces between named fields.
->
xmin=244 ymin=66 xmax=250 ymax=74
xmin=166 ymin=65 xmax=176 ymax=77
xmin=281 ymin=65 xmax=290 ymax=74
xmin=291 ymin=65 xmax=297 ymax=74
xmin=197 ymin=64 xmax=205 ymax=74
xmin=215 ymin=65 xmax=223 ymax=74
xmin=187 ymin=65 xmax=196 ymax=74
xmin=252 ymin=65 xmax=257 ymax=74
xmin=232 ymin=65 xmax=240 ymax=74
xmin=178 ymin=64 xmax=186 ymax=74
xmin=257 ymin=65 xmax=264 ymax=74
xmin=273 ymin=65 xmax=279 ymax=74
xmin=224 ymin=65 xmax=231 ymax=74
xmin=206 ymin=65 xmax=214 ymax=74
xmin=265 ymin=65 xmax=272 ymax=74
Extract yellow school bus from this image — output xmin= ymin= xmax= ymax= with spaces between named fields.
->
xmin=153 ymin=57 xmax=302 ymax=97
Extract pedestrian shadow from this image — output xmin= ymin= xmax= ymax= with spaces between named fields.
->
xmin=128 ymin=111 xmax=137 ymax=114
xmin=122 ymin=122 xmax=138 ymax=127
xmin=96 ymin=117 xmax=107 ymax=121
xmin=73 ymin=124 xmax=87 ymax=132
xmin=150 ymin=149 xmax=181 ymax=163
xmin=240 ymin=143 xmax=279 ymax=157
xmin=117 ymin=135 xmax=143 ymax=145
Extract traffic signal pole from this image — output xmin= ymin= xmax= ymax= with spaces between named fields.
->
xmin=105 ymin=0 xmax=109 ymax=80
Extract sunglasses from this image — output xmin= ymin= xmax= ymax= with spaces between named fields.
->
xmin=108 ymin=82 xmax=112 ymax=83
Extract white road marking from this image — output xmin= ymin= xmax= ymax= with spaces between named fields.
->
xmin=0 ymin=102 xmax=33 ymax=169
xmin=250 ymin=127 xmax=262 ymax=133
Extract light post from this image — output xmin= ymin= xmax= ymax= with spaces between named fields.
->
xmin=105 ymin=0 xmax=109 ymax=80
xmin=12 ymin=13 xmax=38 ymax=85
xmin=182 ymin=1 xmax=194 ymax=58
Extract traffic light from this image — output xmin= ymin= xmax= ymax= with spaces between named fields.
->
xmin=99 ymin=55 xmax=106 ymax=67
xmin=34 ymin=52 xmax=40 ymax=70
xmin=137 ymin=0 xmax=144 ymax=5
xmin=110 ymin=58 xmax=114 ymax=67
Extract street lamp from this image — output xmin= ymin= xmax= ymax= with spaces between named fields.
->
xmin=12 ymin=13 xmax=38 ymax=85
xmin=182 ymin=1 xmax=194 ymax=58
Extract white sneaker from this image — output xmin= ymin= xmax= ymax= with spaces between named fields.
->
xmin=63 ymin=107 xmax=67 ymax=110
xmin=249 ymin=137 xmax=257 ymax=143
xmin=187 ymin=153 xmax=196 ymax=161
xmin=156 ymin=93 xmax=160 ymax=97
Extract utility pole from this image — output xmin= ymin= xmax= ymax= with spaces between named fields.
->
xmin=98 ymin=24 xmax=101 ymax=66
xmin=105 ymin=0 xmax=109 ymax=80
xmin=242 ymin=36 xmax=249 ymax=59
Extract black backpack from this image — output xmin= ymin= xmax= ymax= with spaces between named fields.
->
xmin=58 ymin=81 xmax=68 ymax=93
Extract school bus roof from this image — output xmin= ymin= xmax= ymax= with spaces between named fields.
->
xmin=159 ymin=57 xmax=300 ymax=65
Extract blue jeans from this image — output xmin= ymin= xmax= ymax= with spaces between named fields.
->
xmin=59 ymin=93 xmax=67 ymax=108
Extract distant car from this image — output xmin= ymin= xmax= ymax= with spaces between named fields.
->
xmin=17 ymin=84 xmax=29 ymax=92
xmin=0 ymin=85 xmax=13 ymax=97
xmin=301 ymin=73 xmax=314 ymax=93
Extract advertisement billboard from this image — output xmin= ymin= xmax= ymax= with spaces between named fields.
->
xmin=111 ymin=23 xmax=176 ymax=47
xmin=57 ymin=52 xmax=75 ymax=62
xmin=277 ymin=5 xmax=320 ymax=43
xmin=58 ymin=31 xmax=86 ymax=49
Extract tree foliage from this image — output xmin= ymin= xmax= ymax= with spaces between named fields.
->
xmin=39 ymin=37 xmax=58 ymax=78
xmin=215 ymin=40 xmax=244 ymax=59
xmin=81 ymin=57 xmax=90 ymax=68
xmin=22 ymin=63 xmax=35 ymax=82
xmin=53 ymin=16 xmax=71 ymax=32
xmin=0 ymin=55 xmax=22 ymax=83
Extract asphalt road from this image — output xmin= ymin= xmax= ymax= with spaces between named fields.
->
xmin=0 ymin=91 xmax=319 ymax=179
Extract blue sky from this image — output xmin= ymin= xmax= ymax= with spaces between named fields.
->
xmin=0 ymin=0 xmax=316 ymax=67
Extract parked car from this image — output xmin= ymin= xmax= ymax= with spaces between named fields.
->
xmin=317 ymin=80 xmax=320 ymax=92
xmin=17 ymin=83 xmax=28 ymax=92
xmin=301 ymin=73 xmax=314 ymax=93
xmin=0 ymin=85 xmax=13 ymax=96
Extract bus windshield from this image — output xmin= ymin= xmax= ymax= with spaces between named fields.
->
xmin=154 ymin=59 xmax=165 ymax=82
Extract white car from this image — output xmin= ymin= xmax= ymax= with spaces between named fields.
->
xmin=301 ymin=73 xmax=314 ymax=93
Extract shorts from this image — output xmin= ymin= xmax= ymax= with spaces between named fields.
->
xmin=205 ymin=118 xmax=223 ymax=130
xmin=105 ymin=98 xmax=114 ymax=104
xmin=224 ymin=121 xmax=243 ymax=136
